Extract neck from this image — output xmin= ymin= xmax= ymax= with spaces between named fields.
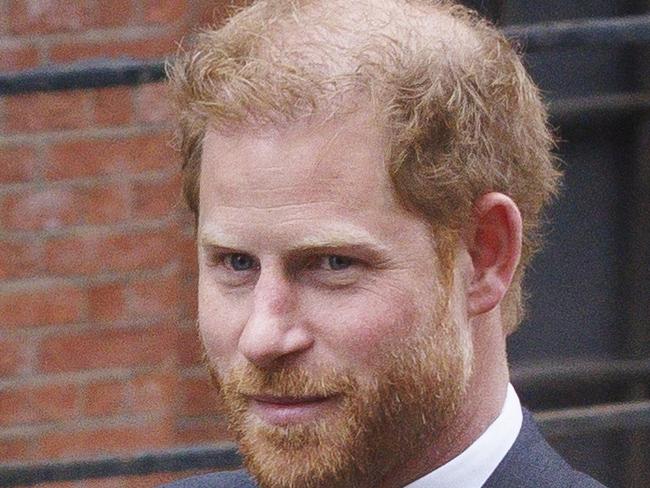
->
xmin=376 ymin=310 xmax=509 ymax=488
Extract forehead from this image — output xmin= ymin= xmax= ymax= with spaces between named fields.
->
xmin=199 ymin=110 xmax=398 ymax=217
xmin=196 ymin=109 xmax=435 ymax=252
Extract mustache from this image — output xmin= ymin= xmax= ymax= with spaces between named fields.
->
xmin=210 ymin=362 xmax=359 ymax=398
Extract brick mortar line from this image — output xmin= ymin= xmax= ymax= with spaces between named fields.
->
xmin=22 ymin=335 xmax=38 ymax=378
xmin=0 ymin=412 xmax=174 ymax=440
xmin=179 ymin=366 xmax=208 ymax=380
xmin=0 ymin=228 xmax=186 ymax=248
xmin=0 ymin=262 xmax=183 ymax=292
xmin=175 ymin=416 xmax=228 ymax=426
xmin=0 ymin=258 xmax=189 ymax=291
xmin=0 ymin=95 xmax=6 ymax=131
xmin=0 ymin=230 xmax=186 ymax=253
xmin=176 ymin=319 xmax=198 ymax=330
xmin=132 ymin=0 xmax=146 ymax=26
xmin=0 ymin=0 xmax=7 ymax=35
xmin=1 ymin=320 xmax=188 ymax=341
xmin=35 ymin=39 xmax=48 ymax=66
xmin=0 ymin=195 xmax=185 ymax=224
xmin=0 ymin=316 xmax=187 ymax=349
xmin=0 ymin=213 xmax=184 ymax=239
xmin=0 ymin=122 xmax=174 ymax=144
xmin=11 ymin=318 xmax=185 ymax=340
xmin=0 ymin=23 xmax=184 ymax=48
xmin=0 ymin=364 xmax=176 ymax=390
xmin=0 ymin=167 xmax=182 ymax=194
xmin=33 ymin=139 xmax=48 ymax=184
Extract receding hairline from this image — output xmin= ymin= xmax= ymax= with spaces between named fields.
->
xmin=170 ymin=0 xmax=560 ymax=333
xmin=244 ymin=0 xmax=483 ymax=74
xmin=189 ymin=0 xmax=486 ymax=134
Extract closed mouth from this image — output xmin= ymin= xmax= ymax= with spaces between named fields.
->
xmin=240 ymin=392 xmax=344 ymax=425
xmin=247 ymin=394 xmax=337 ymax=406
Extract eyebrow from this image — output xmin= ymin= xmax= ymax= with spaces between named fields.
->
xmin=198 ymin=223 xmax=389 ymax=256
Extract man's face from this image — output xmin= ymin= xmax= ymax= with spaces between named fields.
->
xmin=197 ymin=109 xmax=472 ymax=488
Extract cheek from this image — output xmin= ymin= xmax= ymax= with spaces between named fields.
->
xmin=197 ymin=275 xmax=249 ymax=364
xmin=305 ymin=286 xmax=424 ymax=367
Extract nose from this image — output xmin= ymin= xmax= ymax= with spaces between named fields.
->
xmin=238 ymin=266 xmax=313 ymax=368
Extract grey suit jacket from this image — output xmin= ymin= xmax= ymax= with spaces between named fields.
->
xmin=162 ymin=409 xmax=606 ymax=487
xmin=482 ymin=409 xmax=606 ymax=487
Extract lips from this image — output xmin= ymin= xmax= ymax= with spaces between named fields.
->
xmin=246 ymin=394 xmax=340 ymax=425
xmin=250 ymin=394 xmax=330 ymax=405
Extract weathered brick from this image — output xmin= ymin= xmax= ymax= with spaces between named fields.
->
xmin=0 ymin=145 xmax=38 ymax=183
xmin=64 ymin=469 xmax=197 ymax=488
xmin=84 ymin=380 xmax=126 ymax=417
xmin=44 ymin=229 xmax=178 ymax=277
xmin=46 ymin=133 xmax=176 ymax=181
xmin=121 ymin=133 xmax=177 ymax=173
xmin=0 ymin=383 xmax=79 ymax=426
xmin=132 ymin=174 xmax=182 ymax=220
xmin=143 ymin=0 xmax=189 ymax=25
xmin=9 ymin=1 xmax=94 ymax=35
xmin=81 ymin=184 xmax=131 ymax=225
xmin=79 ymin=477 xmax=124 ymax=488
xmin=0 ymin=45 xmax=39 ymax=71
xmin=0 ymin=239 xmax=42 ymax=280
xmin=0 ymin=2 xmax=8 ymax=33
xmin=34 ymin=420 xmax=175 ymax=460
xmin=177 ymin=326 xmax=203 ymax=367
xmin=0 ymin=284 xmax=86 ymax=328
xmin=5 ymin=91 xmax=93 ymax=133
xmin=0 ymin=338 xmax=29 ymax=377
xmin=134 ymin=83 xmax=173 ymax=124
xmin=93 ymin=87 xmax=134 ymax=127
xmin=75 ymin=471 xmax=188 ymax=488
xmin=178 ymin=375 xmax=219 ymax=417
xmin=179 ymin=271 xmax=198 ymax=314
xmin=96 ymin=0 xmax=135 ymax=27
xmin=49 ymin=35 xmax=180 ymax=64
xmin=128 ymin=274 xmax=182 ymax=319
xmin=0 ymin=0 xmax=236 ymax=463
xmin=38 ymin=324 xmax=177 ymax=373
xmin=178 ymin=229 xmax=199 ymax=276
xmin=129 ymin=371 xmax=178 ymax=414
xmin=196 ymin=0 xmax=248 ymax=26
xmin=0 ymin=436 xmax=30 ymax=462
xmin=88 ymin=282 xmax=126 ymax=323
xmin=0 ymin=187 xmax=83 ymax=231
xmin=30 ymin=481 xmax=77 ymax=488
xmin=174 ymin=417 xmax=233 ymax=446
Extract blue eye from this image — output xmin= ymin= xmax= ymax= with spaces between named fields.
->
xmin=227 ymin=253 xmax=256 ymax=271
xmin=327 ymin=255 xmax=353 ymax=270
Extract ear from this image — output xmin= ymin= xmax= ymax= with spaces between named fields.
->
xmin=466 ymin=192 xmax=522 ymax=317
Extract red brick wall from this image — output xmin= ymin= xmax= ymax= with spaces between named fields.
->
xmin=0 ymin=1 xmax=243 ymax=485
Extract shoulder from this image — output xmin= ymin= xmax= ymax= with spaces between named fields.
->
xmin=483 ymin=409 xmax=607 ymax=488
xmin=159 ymin=469 xmax=257 ymax=488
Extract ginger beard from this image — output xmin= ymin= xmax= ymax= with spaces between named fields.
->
xmin=205 ymin=285 xmax=473 ymax=488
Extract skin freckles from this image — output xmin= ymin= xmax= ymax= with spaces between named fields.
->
xmin=196 ymin=108 xmax=485 ymax=488
xmin=197 ymin=109 xmax=445 ymax=375
xmin=168 ymin=0 xmax=562 ymax=485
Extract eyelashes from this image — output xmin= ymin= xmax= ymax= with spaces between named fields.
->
xmin=307 ymin=255 xmax=355 ymax=271
xmin=205 ymin=250 xmax=360 ymax=272
xmin=203 ymin=250 xmax=364 ymax=288
xmin=223 ymin=253 xmax=259 ymax=272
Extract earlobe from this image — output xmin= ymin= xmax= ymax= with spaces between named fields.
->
xmin=466 ymin=193 xmax=522 ymax=317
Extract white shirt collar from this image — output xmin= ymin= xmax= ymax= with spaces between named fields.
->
xmin=404 ymin=383 xmax=523 ymax=488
